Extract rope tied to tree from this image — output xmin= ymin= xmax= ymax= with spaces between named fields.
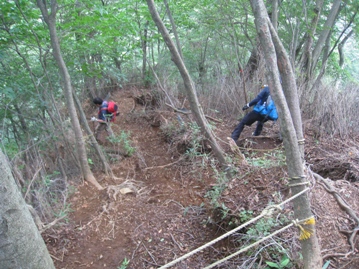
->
xmin=204 ymin=215 xmax=316 ymax=269
xmin=290 ymin=175 xmax=307 ymax=180
xmin=288 ymin=181 xmax=311 ymax=187
xmin=260 ymin=204 xmax=283 ymax=216
xmin=292 ymin=216 xmax=316 ymax=240
xmin=157 ymin=188 xmax=311 ymax=269
xmin=288 ymin=175 xmax=311 ymax=187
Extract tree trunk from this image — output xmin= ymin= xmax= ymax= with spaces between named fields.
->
xmin=37 ymin=0 xmax=103 ymax=190
xmin=271 ymin=0 xmax=278 ymax=32
xmin=250 ymin=1 xmax=322 ymax=269
xmin=310 ymin=0 xmax=342 ymax=75
xmin=268 ymin=21 xmax=305 ymax=160
xmin=146 ymin=0 xmax=227 ymax=167
xmin=164 ymin=0 xmax=183 ymax=60
xmin=142 ymin=20 xmax=149 ymax=82
xmin=297 ymin=0 xmax=324 ymax=79
xmin=338 ymin=30 xmax=353 ymax=67
xmin=73 ymin=91 xmax=113 ymax=177
xmin=0 ymin=149 xmax=55 ymax=269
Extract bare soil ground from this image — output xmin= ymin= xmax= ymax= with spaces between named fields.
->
xmin=44 ymin=87 xmax=359 ymax=269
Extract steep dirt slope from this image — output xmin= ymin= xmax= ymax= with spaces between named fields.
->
xmin=45 ymin=87 xmax=359 ymax=269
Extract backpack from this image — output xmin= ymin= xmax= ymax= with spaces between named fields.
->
xmin=253 ymin=95 xmax=278 ymax=121
xmin=107 ymin=101 xmax=118 ymax=122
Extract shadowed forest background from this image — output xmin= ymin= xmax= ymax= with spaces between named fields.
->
xmin=1 ymin=0 xmax=359 ymax=268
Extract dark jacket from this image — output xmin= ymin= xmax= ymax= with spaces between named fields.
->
xmin=248 ymin=86 xmax=270 ymax=107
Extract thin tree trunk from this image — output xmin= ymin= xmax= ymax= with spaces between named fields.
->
xmin=142 ymin=20 xmax=149 ymax=82
xmin=338 ymin=30 xmax=353 ymax=67
xmin=146 ymin=0 xmax=227 ymax=167
xmin=250 ymin=1 xmax=322 ymax=268
xmin=36 ymin=0 xmax=103 ymax=190
xmin=311 ymin=0 xmax=342 ymax=75
xmin=311 ymin=31 xmax=331 ymax=95
xmin=164 ymin=0 xmax=183 ymax=60
xmin=298 ymin=0 xmax=324 ymax=80
xmin=271 ymin=0 xmax=278 ymax=32
xmin=0 ymin=149 xmax=55 ymax=269
xmin=268 ymin=21 xmax=305 ymax=160
xmin=73 ymin=92 xmax=113 ymax=177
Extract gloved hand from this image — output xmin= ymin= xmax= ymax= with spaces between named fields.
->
xmin=242 ymin=104 xmax=250 ymax=111
xmin=90 ymin=116 xmax=97 ymax=122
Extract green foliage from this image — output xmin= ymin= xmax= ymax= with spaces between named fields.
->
xmin=160 ymin=121 xmax=183 ymax=140
xmin=204 ymin=159 xmax=229 ymax=208
xmin=1 ymin=141 xmax=19 ymax=160
xmin=118 ymin=258 xmax=129 ymax=269
xmin=108 ymin=131 xmax=135 ymax=157
xmin=185 ymin=122 xmax=208 ymax=160
xmin=54 ymin=202 xmax=73 ymax=221
xmin=265 ymin=255 xmax=291 ymax=269
xmin=248 ymin=149 xmax=286 ymax=168
xmin=246 ymin=217 xmax=278 ymax=237
xmin=239 ymin=210 xmax=253 ymax=223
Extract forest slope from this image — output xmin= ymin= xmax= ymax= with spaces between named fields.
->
xmin=44 ymin=87 xmax=359 ymax=269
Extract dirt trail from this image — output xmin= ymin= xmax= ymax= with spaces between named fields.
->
xmin=47 ymin=88 xmax=219 ymax=269
xmin=45 ymin=87 xmax=359 ymax=269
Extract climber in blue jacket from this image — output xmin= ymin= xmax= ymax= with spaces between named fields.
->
xmin=231 ymin=85 xmax=276 ymax=141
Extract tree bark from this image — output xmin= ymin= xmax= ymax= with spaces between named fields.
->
xmin=271 ymin=0 xmax=278 ymax=32
xmin=146 ymin=0 xmax=227 ymax=167
xmin=142 ymin=20 xmax=149 ymax=82
xmin=311 ymin=0 xmax=342 ymax=75
xmin=250 ymin=1 xmax=322 ymax=268
xmin=297 ymin=0 xmax=324 ymax=76
xmin=36 ymin=0 xmax=103 ymax=190
xmin=164 ymin=0 xmax=183 ymax=60
xmin=0 ymin=149 xmax=55 ymax=269
xmin=73 ymin=91 xmax=113 ymax=177
xmin=338 ymin=30 xmax=353 ymax=67
xmin=268 ymin=21 xmax=305 ymax=160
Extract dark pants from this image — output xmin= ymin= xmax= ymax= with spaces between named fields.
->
xmin=231 ymin=111 xmax=268 ymax=141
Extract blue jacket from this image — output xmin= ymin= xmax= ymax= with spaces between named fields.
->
xmin=248 ymin=86 xmax=270 ymax=107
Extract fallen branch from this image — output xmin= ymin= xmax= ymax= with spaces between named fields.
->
xmin=40 ymin=214 xmax=67 ymax=233
xmin=144 ymin=158 xmax=183 ymax=170
xmin=165 ymin=103 xmax=222 ymax=123
xmin=312 ymin=171 xmax=359 ymax=253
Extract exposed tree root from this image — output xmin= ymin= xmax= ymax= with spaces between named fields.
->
xmin=312 ymin=170 xmax=359 ymax=254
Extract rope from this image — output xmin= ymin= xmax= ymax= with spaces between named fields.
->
xmin=288 ymin=181 xmax=310 ymax=187
xmin=288 ymin=175 xmax=310 ymax=187
xmin=204 ymin=215 xmax=315 ymax=269
xmin=290 ymin=175 xmax=306 ymax=180
xmin=157 ymin=188 xmax=310 ymax=269
xmin=203 ymin=223 xmax=294 ymax=269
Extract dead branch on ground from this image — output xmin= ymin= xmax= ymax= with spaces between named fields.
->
xmin=144 ymin=158 xmax=183 ymax=170
xmin=165 ymin=103 xmax=223 ymax=123
xmin=312 ymin=170 xmax=359 ymax=254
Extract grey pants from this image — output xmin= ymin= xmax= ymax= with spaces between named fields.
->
xmin=95 ymin=122 xmax=114 ymax=141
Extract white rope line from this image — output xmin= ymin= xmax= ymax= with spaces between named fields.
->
xmin=157 ymin=187 xmax=310 ymax=269
xmin=203 ymin=223 xmax=294 ymax=269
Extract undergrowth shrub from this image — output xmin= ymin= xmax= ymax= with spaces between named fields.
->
xmin=299 ymin=81 xmax=359 ymax=138
xmin=247 ymin=149 xmax=286 ymax=168
xmin=10 ymin=145 xmax=75 ymax=227
xmin=108 ymin=131 xmax=135 ymax=157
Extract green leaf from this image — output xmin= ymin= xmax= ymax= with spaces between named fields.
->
xmin=265 ymin=261 xmax=280 ymax=268
xmin=280 ymin=257 xmax=290 ymax=267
